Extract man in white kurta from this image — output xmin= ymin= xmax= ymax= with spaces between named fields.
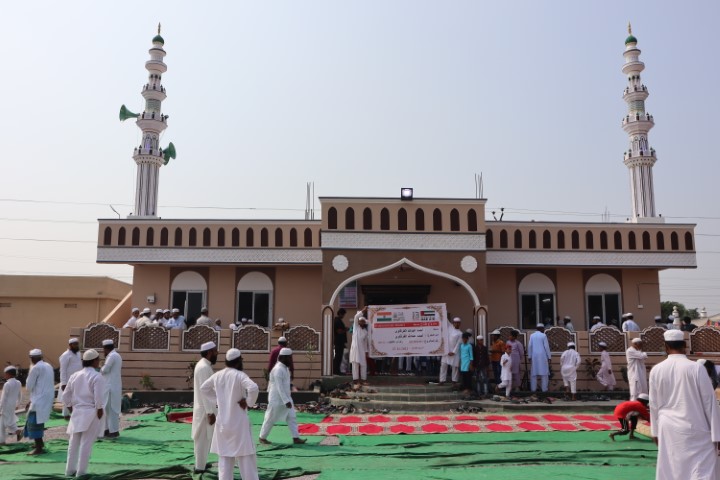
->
xmin=650 ymin=329 xmax=720 ymax=480
xmin=560 ymin=342 xmax=581 ymax=400
xmin=595 ymin=342 xmax=616 ymax=390
xmin=0 ymin=366 xmax=22 ymax=443
xmin=122 ymin=307 xmax=140 ymax=329
xmin=349 ymin=308 xmax=370 ymax=385
xmin=192 ymin=341 xmax=218 ymax=473
xmin=59 ymin=338 xmax=82 ymax=419
xmin=440 ymin=318 xmax=463 ymax=384
xmin=63 ymin=349 xmax=106 ymax=477
xmin=527 ymin=324 xmax=551 ymax=392
xmin=621 ymin=313 xmax=641 ymax=332
xmin=24 ymin=348 xmax=55 ymax=454
xmin=101 ymin=339 xmax=122 ymax=437
xmin=259 ymin=348 xmax=306 ymax=445
xmin=201 ymin=348 xmax=259 ymax=480
xmin=626 ymin=337 xmax=647 ymax=400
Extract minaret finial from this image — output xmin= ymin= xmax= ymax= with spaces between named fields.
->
xmin=628 ymin=22 xmax=632 ymax=35
xmin=158 ymin=23 xmax=161 ymax=35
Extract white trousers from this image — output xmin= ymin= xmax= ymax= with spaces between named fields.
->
xmin=530 ymin=375 xmax=549 ymax=392
xmin=105 ymin=394 xmax=121 ymax=433
xmin=193 ymin=421 xmax=214 ymax=470
xmin=65 ymin=430 xmax=98 ymax=477
xmin=497 ymin=380 xmax=512 ymax=397
xmin=439 ymin=363 xmax=459 ymax=383
xmin=259 ymin=404 xmax=298 ymax=439
xmin=218 ymin=454 xmax=259 ymax=480
xmin=352 ymin=362 xmax=367 ymax=381
xmin=629 ymin=379 xmax=647 ymax=400
xmin=0 ymin=415 xmax=18 ymax=442
xmin=563 ymin=377 xmax=577 ymax=394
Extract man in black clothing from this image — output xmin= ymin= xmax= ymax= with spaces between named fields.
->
xmin=333 ymin=309 xmax=348 ymax=375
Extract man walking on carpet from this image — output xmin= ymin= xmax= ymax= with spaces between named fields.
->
xmin=527 ymin=324 xmax=551 ymax=393
xmin=24 ymin=348 xmax=55 ymax=455
xmin=101 ymin=339 xmax=123 ymax=438
xmin=259 ymin=348 xmax=307 ymax=445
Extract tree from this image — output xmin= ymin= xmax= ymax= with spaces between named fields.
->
xmin=661 ymin=301 xmax=699 ymax=321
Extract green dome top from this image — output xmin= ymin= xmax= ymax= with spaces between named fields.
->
xmin=625 ymin=34 xmax=637 ymax=45
xmin=152 ymin=34 xmax=164 ymax=45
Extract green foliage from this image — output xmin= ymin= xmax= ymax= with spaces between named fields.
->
xmin=139 ymin=373 xmax=155 ymax=390
xmin=661 ymin=301 xmax=700 ymax=320
xmin=584 ymin=358 xmax=600 ymax=379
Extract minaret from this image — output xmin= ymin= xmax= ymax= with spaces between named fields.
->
xmin=130 ymin=24 xmax=169 ymax=217
xmin=621 ymin=24 xmax=663 ymax=223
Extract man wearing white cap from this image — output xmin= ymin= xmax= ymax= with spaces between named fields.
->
xmin=123 ymin=307 xmax=140 ymax=329
xmin=59 ymin=338 xmax=83 ymax=419
xmin=350 ymin=307 xmax=371 ymax=386
xmin=167 ymin=308 xmax=186 ymax=330
xmin=196 ymin=307 xmax=212 ymax=327
xmin=200 ymin=348 xmax=259 ymax=480
xmin=268 ymin=337 xmax=294 ymax=378
xmin=439 ymin=317 xmax=463 ymax=385
xmin=562 ymin=316 xmax=575 ymax=333
xmin=101 ymin=339 xmax=122 ymax=438
xmin=63 ymin=349 xmax=105 ymax=477
xmin=589 ymin=316 xmax=604 ymax=332
xmin=0 ymin=366 xmax=22 ymax=443
xmin=626 ymin=337 xmax=647 ymax=401
xmin=621 ymin=313 xmax=640 ymax=332
xmin=136 ymin=308 xmax=153 ymax=329
xmin=653 ymin=315 xmax=667 ymax=329
xmin=259 ymin=348 xmax=306 ymax=445
xmin=650 ymin=329 xmax=720 ymax=480
xmin=24 ymin=348 xmax=54 ymax=454
xmin=595 ymin=342 xmax=616 ymax=391
xmin=192 ymin=341 xmax=218 ymax=474
xmin=560 ymin=342 xmax=581 ymax=401
xmin=527 ymin=324 xmax=551 ymax=393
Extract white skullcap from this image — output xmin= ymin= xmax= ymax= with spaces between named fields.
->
xmin=491 ymin=329 xmax=502 ymax=335
xmin=172 ymin=308 xmax=180 ymax=313
xmin=697 ymin=358 xmax=707 ymax=366
xmin=142 ymin=308 xmax=151 ymax=314
xmin=567 ymin=342 xmax=576 ymax=347
xmin=564 ymin=316 xmax=571 ymax=320
xmin=163 ymin=309 xmax=170 ymax=313
xmin=132 ymin=307 xmax=140 ymax=313
xmin=226 ymin=348 xmax=242 ymax=361
xmin=476 ymin=335 xmax=484 ymax=340
xmin=200 ymin=341 xmax=217 ymax=352
xmin=593 ymin=316 xmax=601 ymax=321
xmin=29 ymin=348 xmax=42 ymax=356
xmin=156 ymin=308 xmax=163 ymax=313
xmin=358 ymin=316 xmax=367 ymax=322
xmin=654 ymin=315 xmax=663 ymax=321
xmin=278 ymin=337 xmax=287 ymax=343
xmin=465 ymin=328 xmax=473 ymax=333
xmin=598 ymin=341 xmax=607 ymax=347
xmin=536 ymin=323 xmax=544 ymax=328
xmin=664 ymin=329 xmax=684 ymax=342
xmin=625 ymin=312 xmax=634 ymax=318
xmin=82 ymin=349 xmax=99 ymax=361
xmin=638 ymin=393 xmax=649 ymax=401
xmin=247 ymin=319 xmax=254 ymax=324
xmin=68 ymin=338 xmax=79 ymax=344
xmin=621 ymin=313 xmax=629 ymax=319
xmin=4 ymin=365 xmax=17 ymax=373
xmin=452 ymin=317 xmax=462 ymax=323
xmin=278 ymin=317 xmax=284 ymax=322
xmin=241 ymin=317 xmax=248 ymax=322
xmin=631 ymin=337 xmax=642 ymax=344
xmin=229 ymin=324 xmax=237 ymax=330
xmin=279 ymin=347 xmax=293 ymax=356
xmin=102 ymin=339 xmax=114 ymax=346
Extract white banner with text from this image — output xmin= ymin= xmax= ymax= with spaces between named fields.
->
xmin=367 ymin=303 xmax=449 ymax=357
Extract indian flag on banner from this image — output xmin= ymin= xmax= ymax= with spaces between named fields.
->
xmin=376 ymin=312 xmax=393 ymax=322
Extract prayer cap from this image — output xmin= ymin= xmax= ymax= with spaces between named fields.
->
xmin=625 ymin=312 xmax=634 ymax=318
xmin=491 ymin=329 xmax=502 ymax=335
xmin=4 ymin=365 xmax=17 ymax=373
xmin=172 ymin=308 xmax=180 ymax=313
xmin=83 ymin=349 xmax=99 ymax=361
xmin=466 ymin=328 xmax=473 ymax=333
xmin=536 ymin=323 xmax=544 ymax=328
xmin=132 ymin=307 xmax=140 ymax=313
xmin=598 ymin=341 xmax=607 ymax=347
xmin=663 ymin=329 xmax=684 ymax=342
xmin=638 ymin=393 xmax=649 ymax=401
xmin=200 ymin=341 xmax=216 ymax=352
xmin=29 ymin=348 xmax=42 ymax=356
xmin=241 ymin=317 xmax=248 ymax=323
xmin=247 ymin=319 xmax=254 ymax=324
xmin=621 ymin=313 xmax=629 ymax=319
xmin=68 ymin=338 xmax=79 ymax=344
xmin=279 ymin=348 xmax=293 ymax=356
xmin=163 ymin=309 xmax=170 ymax=313
xmin=142 ymin=308 xmax=151 ymax=314
xmin=278 ymin=337 xmax=288 ymax=344
xmin=476 ymin=335 xmax=484 ymax=340
xmin=631 ymin=337 xmax=642 ymax=344
xmin=201 ymin=307 xmax=209 ymax=314
xmin=102 ymin=339 xmax=114 ymax=346
xmin=226 ymin=348 xmax=242 ymax=361
xmin=697 ymin=358 xmax=707 ymax=366
xmin=564 ymin=316 xmax=571 ymax=320
xmin=156 ymin=308 xmax=163 ymax=313
xmin=654 ymin=315 xmax=663 ymax=321
xmin=567 ymin=342 xmax=575 ymax=347
xmin=593 ymin=316 xmax=601 ymax=320
xmin=452 ymin=317 xmax=462 ymax=323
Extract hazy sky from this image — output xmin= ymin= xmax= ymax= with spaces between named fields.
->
xmin=2 ymin=1 xmax=719 ymax=314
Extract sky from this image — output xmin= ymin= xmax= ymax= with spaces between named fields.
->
xmin=2 ymin=1 xmax=719 ymax=314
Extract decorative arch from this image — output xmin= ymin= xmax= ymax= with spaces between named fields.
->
xmin=571 ymin=231 xmax=579 ymax=249
xmin=514 ymin=229 xmax=522 ymax=248
xmin=304 ymin=228 xmax=312 ymax=247
xmin=363 ymin=208 xmax=372 ymax=230
xmin=685 ymin=232 xmax=694 ymax=250
xmin=174 ymin=227 xmax=182 ymax=246
xmin=585 ymin=231 xmax=594 ymax=249
xmin=380 ymin=208 xmax=390 ymax=230
xmin=182 ymin=325 xmax=220 ymax=351
xmin=189 ymin=228 xmax=197 ymax=246
xmin=518 ymin=273 xmax=555 ymax=293
xmin=146 ymin=227 xmax=154 ymax=246
xmin=246 ymin=228 xmax=255 ymax=247
xmin=557 ymin=230 xmax=565 ymax=249
xmin=260 ymin=228 xmax=269 ymax=247
xmin=275 ymin=228 xmax=283 ymax=247
xmin=290 ymin=228 xmax=298 ymax=247
xmin=640 ymin=326 xmax=669 ymax=354
xmin=103 ymin=227 xmax=112 ymax=246
xmin=233 ymin=324 xmax=270 ymax=352
xmin=614 ymin=231 xmax=622 ymax=249
xmin=237 ymin=271 xmax=273 ymax=291
xmin=529 ymin=230 xmax=537 ymax=249
xmin=500 ymin=229 xmax=508 ymax=248
xmin=172 ymin=271 xmax=207 ymax=291
xmin=433 ymin=209 xmax=442 ymax=231
xmin=285 ymin=325 xmax=321 ymax=353
xmin=132 ymin=325 xmax=170 ymax=351
xmin=345 ymin=208 xmax=355 ymax=230
xmin=545 ymin=326 xmax=577 ymax=354
xmin=232 ymin=228 xmax=240 ymax=247
xmin=486 ymin=229 xmax=494 ymax=248
xmin=600 ymin=231 xmax=608 ymax=250
xmin=467 ymin=210 xmax=478 ymax=231
xmin=203 ymin=228 xmax=211 ymax=247
xmin=118 ymin=228 xmax=126 ymax=245
xmin=656 ymin=231 xmax=664 ymax=250
xmin=217 ymin=228 xmax=225 ymax=247
xmin=589 ymin=326 xmax=626 ymax=354
xmin=160 ymin=227 xmax=168 ymax=246
xmin=415 ymin=209 xmax=425 ymax=231
xmin=642 ymin=231 xmax=651 ymax=250
xmin=84 ymin=323 xmax=120 ymax=349
xmin=542 ymin=230 xmax=551 ymax=249
xmin=328 ymin=207 xmax=338 ymax=230
xmin=450 ymin=209 xmax=460 ymax=231
xmin=132 ymin=227 xmax=140 ymax=246
xmin=398 ymin=208 xmax=407 ymax=231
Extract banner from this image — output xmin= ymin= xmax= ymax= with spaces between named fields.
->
xmin=367 ymin=303 xmax=449 ymax=357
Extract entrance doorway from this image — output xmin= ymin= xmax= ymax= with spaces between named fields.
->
xmin=361 ymin=285 xmax=430 ymax=306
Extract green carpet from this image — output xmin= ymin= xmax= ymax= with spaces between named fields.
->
xmin=0 ymin=409 xmax=657 ymax=479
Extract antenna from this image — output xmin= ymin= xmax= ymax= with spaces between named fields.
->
xmin=474 ymin=173 xmax=484 ymax=199
xmin=602 ymin=207 xmax=610 ymax=222
xmin=109 ymin=205 xmax=121 ymax=219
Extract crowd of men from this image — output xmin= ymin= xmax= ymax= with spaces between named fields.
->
xmin=123 ymin=305 xmax=263 ymax=332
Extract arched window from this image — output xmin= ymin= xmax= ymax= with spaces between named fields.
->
xmin=450 ymin=209 xmax=460 ymax=231
xmin=614 ymin=231 xmax=622 ymax=249
xmin=557 ymin=231 xmax=565 ymax=249
xmin=468 ymin=210 xmax=478 ymax=232
xmin=486 ymin=229 xmax=494 ymax=248
xmin=542 ymin=230 xmax=551 ymax=249
xmin=146 ymin=227 xmax=154 ymax=246
xmin=398 ymin=208 xmax=407 ymax=231
xmin=118 ymin=227 xmax=127 ymax=246
xmin=656 ymin=231 xmax=665 ymax=250
xmin=171 ymin=271 xmax=208 ymax=323
xmin=217 ymin=228 xmax=225 ymax=247
xmin=232 ymin=228 xmax=240 ymax=247
xmin=529 ymin=230 xmax=537 ymax=249
xmin=514 ymin=229 xmax=523 ymax=248
xmin=260 ymin=228 xmax=269 ymax=247
xmin=132 ymin=227 xmax=140 ymax=246
xmin=275 ymin=228 xmax=283 ymax=246
xmin=380 ymin=208 xmax=390 ymax=230
xmin=103 ymin=227 xmax=112 ymax=246
xmin=345 ymin=208 xmax=355 ymax=230
xmin=571 ymin=231 xmax=579 ymax=249
xmin=586 ymin=273 xmax=622 ymax=329
xmin=585 ymin=231 xmax=594 ymax=249
xmin=328 ymin=207 xmax=338 ymax=230
xmin=363 ymin=208 xmax=372 ymax=230
xmin=642 ymin=231 xmax=651 ymax=250
xmin=246 ymin=228 xmax=254 ymax=247
xmin=160 ymin=227 xmax=168 ymax=246
xmin=685 ymin=232 xmax=694 ymax=250
xmin=433 ymin=209 xmax=442 ymax=231
xmin=304 ymin=228 xmax=312 ymax=247
xmin=670 ymin=232 xmax=679 ymax=250
xmin=174 ymin=227 xmax=182 ymax=246
xmin=600 ymin=231 xmax=608 ymax=250
xmin=500 ymin=229 xmax=508 ymax=248
xmin=203 ymin=228 xmax=211 ymax=247
xmin=415 ymin=209 xmax=425 ymax=231
xmin=629 ymin=231 xmax=637 ymax=250
xmin=236 ymin=272 xmax=274 ymax=328
xmin=290 ymin=228 xmax=298 ymax=247
xmin=518 ymin=273 xmax=556 ymax=330
xmin=189 ymin=228 xmax=197 ymax=246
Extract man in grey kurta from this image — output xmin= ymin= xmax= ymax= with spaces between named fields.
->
xmin=527 ymin=324 xmax=551 ymax=392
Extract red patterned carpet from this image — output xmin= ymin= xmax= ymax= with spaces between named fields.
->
xmin=298 ymin=413 xmax=624 ymax=436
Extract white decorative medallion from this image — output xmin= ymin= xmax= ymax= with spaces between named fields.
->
xmin=332 ymin=254 xmax=349 ymax=272
xmin=461 ymin=255 xmax=478 ymax=273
